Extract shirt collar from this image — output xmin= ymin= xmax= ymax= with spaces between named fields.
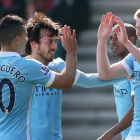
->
xmin=0 ymin=52 xmax=21 ymax=57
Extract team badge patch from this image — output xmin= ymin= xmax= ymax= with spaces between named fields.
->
xmin=40 ymin=65 xmax=50 ymax=75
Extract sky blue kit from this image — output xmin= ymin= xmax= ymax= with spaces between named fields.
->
xmin=113 ymin=79 xmax=134 ymax=140
xmin=121 ymin=53 xmax=140 ymax=137
xmin=0 ymin=52 xmax=55 ymax=140
xmin=30 ymin=57 xmax=127 ymax=140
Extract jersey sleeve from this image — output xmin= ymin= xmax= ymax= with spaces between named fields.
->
xmin=55 ymin=57 xmax=80 ymax=84
xmin=120 ymin=53 xmax=134 ymax=77
xmin=74 ymin=70 xmax=126 ymax=88
xmin=27 ymin=59 xmax=55 ymax=87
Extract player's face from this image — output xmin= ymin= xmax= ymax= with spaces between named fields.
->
xmin=37 ymin=35 xmax=58 ymax=63
xmin=109 ymin=28 xmax=129 ymax=58
xmin=136 ymin=18 xmax=140 ymax=40
xmin=18 ymin=26 xmax=28 ymax=55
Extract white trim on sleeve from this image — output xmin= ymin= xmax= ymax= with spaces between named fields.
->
xmin=45 ymin=71 xmax=56 ymax=87
xmin=120 ymin=61 xmax=133 ymax=77
xmin=73 ymin=70 xmax=81 ymax=85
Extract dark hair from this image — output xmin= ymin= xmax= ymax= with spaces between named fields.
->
xmin=0 ymin=14 xmax=25 ymax=45
xmin=114 ymin=23 xmax=137 ymax=44
xmin=25 ymin=12 xmax=61 ymax=55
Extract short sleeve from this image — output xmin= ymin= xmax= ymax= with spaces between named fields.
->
xmin=27 ymin=59 xmax=55 ymax=87
xmin=120 ymin=53 xmax=134 ymax=77
xmin=53 ymin=58 xmax=80 ymax=84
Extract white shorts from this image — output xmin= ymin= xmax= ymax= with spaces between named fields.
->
xmin=125 ymin=135 xmax=140 ymax=140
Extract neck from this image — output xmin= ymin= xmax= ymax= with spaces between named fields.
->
xmin=119 ymin=52 xmax=130 ymax=61
xmin=1 ymin=45 xmax=17 ymax=52
xmin=30 ymin=54 xmax=49 ymax=66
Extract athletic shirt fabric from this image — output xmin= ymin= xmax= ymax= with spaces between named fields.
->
xmin=0 ymin=52 xmax=55 ymax=140
xmin=113 ymin=80 xmax=134 ymax=139
xmin=121 ymin=52 xmax=140 ymax=136
xmin=30 ymin=57 xmax=127 ymax=140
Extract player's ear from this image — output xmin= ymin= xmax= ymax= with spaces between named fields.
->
xmin=129 ymin=36 xmax=137 ymax=44
xmin=14 ymin=36 xmax=20 ymax=45
xmin=30 ymin=41 xmax=37 ymax=49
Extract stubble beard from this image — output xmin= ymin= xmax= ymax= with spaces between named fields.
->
xmin=37 ymin=50 xmax=54 ymax=64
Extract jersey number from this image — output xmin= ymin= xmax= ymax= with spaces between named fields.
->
xmin=0 ymin=78 xmax=15 ymax=114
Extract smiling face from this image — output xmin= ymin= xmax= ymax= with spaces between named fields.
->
xmin=36 ymin=29 xmax=58 ymax=64
xmin=109 ymin=27 xmax=129 ymax=60
xmin=109 ymin=28 xmax=129 ymax=59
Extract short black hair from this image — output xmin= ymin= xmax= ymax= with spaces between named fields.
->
xmin=113 ymin=23 xmax=137 ymax=44
xmin=0 ymin=14 xmax=25 ymax=45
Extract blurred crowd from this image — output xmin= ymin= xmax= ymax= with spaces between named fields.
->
xmin=0 ymin=0 xmax=89 ymax=59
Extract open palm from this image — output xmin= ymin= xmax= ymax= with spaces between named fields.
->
xmin=60 ymin=25 xmax=77 ymax=52
xmin=114 ymin=16 xmax=128 ymax=45
xmin=98 ymin=12 xmax=114 ymax=40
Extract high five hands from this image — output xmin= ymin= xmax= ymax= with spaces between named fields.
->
xmin=98 ymin=12 xmax=114 ymax=40
xmin=98 ymin=12 xmax=129 ymax=45
xmin=114 ymin=16 xmax=129 ymax=45
xmin=60 ymin=25 xmax=77 ymax=53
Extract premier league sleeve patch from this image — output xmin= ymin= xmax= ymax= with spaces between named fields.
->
xmin=40 ymin=65 xmax=50 ymax=75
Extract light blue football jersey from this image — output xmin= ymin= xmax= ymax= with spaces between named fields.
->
xmin=0 ymin=52 xmax=55 ymax=140
xmin=121 ymin=53 xmax=140 ymax=136
xmin=113 ymin=80 xmax=134 ymax=140
xmin=30 ymin=57 xmax=127 ymax=140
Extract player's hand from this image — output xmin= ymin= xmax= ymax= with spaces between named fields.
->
xmin=98 ymin=12 xmax=114 ymax=40
xmin=114 ymin=16 xmax=129 ymax=45
xmin=60 ymin=25 xmax=77 ymax=53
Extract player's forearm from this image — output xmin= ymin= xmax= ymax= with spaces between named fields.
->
xmin=97 ymin=124 xmax=119 ymax=140
xmin=116 ymin=105 xmax=134 ymax=131
xmin=62 ymin=51 xmax=77 ymax=89
xmin=97 ymin=39 xmax=111 ymax=80
xmin=103 ymin=106 xmax=134 ymax=139
xmin=97 ymin=119 xmax=131 ymax=140
xmin=123 ymin=40 xmax=140 ymax=63
xmin=75 ymin=72 xmax=126 ymax=88
xmin=97 ymin=104 xmax=134 ymax=140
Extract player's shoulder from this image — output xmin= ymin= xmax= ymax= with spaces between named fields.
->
xmin=26 ymin=58 xmax=42 ymax=65
xmin=24 ymin=55 xmax=43 ymax=65
xmin=48 ymin=57 xmax=65 ymax=72
xmin=18 ymin=57 xmax=43 ymax=71
xmin=16 ymin=56 xmax=41 ymax=63
xmin=13 ymin=56 xmax=29 ymax=66
xmin=53 ymin=57 xmax=65 ymax=63
xmin=123 ymin=52 xmax=135 ymax=62
xmin=49 ymin=57 xmax=65 ymax=66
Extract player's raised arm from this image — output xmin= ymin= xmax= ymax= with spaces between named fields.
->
xmin=50 ymin=25 xmax=77 ymax=89
xmin=114 ymin=16 xmax=140 ymax=63
xmin=97 ymin=13 xmax=128 ymax=80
